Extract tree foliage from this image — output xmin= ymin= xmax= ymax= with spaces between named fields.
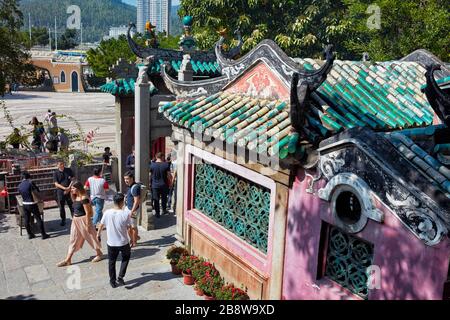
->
xmin=19 ymin=0 xmax=136 ymax=43
xmin=0 ymin=0 xmax=36 ymax=96
xmin=342 ymin=0 xmax=450 ymax=61
xmin=179 ymin=0 xmax=351 ymax=58
xmin=86 ymin=33 xmax=181 ymax=78
xmin=179 ymin=0 xmax=449 ymax=61
xmin=58 ymin=28 xmax=78 ymax=50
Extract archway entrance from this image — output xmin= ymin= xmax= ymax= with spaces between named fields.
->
xmin=71 ymin=71 xmax=79 ymax=92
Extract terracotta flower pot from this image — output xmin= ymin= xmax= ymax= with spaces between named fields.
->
xmin=182 ymin=272 xmax=195 ymax=285
xmin=195 ymin=287 xmax=204 ymax=296
xmin=204 ymin=294 xmax=215 ymax=300
xmin=171 ymin=262 xmax=181 ymax=275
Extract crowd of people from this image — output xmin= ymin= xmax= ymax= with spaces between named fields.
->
xmin=7 ymin=109 xmax=68 ymax=153
xmin=17 ymin=150 xmax=177 ymax=288
xmin=126 ymin=148 xmax=177 ymax=217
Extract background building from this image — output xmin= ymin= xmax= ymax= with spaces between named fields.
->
xmin=104 ymin=26 xmax=134 ymax=40
xmin=137 ymin=0 xmax=149 ymax=34
xmin=149 ymin=0 xmax=171 ymax=35
xmin=137 ymin=0 xmax=171 ymax=35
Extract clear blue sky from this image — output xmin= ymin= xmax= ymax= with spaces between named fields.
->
xmin=122 ymin=0 xmax=180 ymax=6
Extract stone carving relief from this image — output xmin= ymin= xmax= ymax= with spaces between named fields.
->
xmin=386 ymin=192 xmax=447 ymax=246
xmin=316 ymin=136 xmax=449 ymax=246
xmin=319 ymin=152 xmax=345 ymax=180
xmin=318 ymin=172 xmax=384 ymax=234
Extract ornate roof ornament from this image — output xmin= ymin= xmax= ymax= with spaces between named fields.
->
xmin=127 ymin=22 xmax=216 ymax=63
xmin=217 ymin=28 xmax=243 ymax=60
xmin=179 ymin=16 xmax=196 ymax=53
xmin=290 ymin=45 xmax=335 ymax=145
xmin=144 ymin=21 xmax=158 ymax=48
xmin=422 ymin=64 xmax=450 ymax=128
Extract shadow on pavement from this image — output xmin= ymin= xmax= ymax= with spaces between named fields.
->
xmin=137 ymin=234 xmax=176 ymax=248
xmin=1 ymin=93 xmax=41 ymax=100
xmin=124 ymin=271 xmax=174 ymax=290
xmin=5 ymin=294 xmax=37 ymax=300
xmin=44 ymin=218 xmax=71 ymax=238
xmin=130 ymin=247 xmax=159 ymax=260
xmin=152 ymin=214 xmax=176 ymax=230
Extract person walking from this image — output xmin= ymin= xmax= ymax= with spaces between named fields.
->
xmin=97 ymin=193 xmax=132 ymax=288
xmin=57 ymin=182 xmax=103 ymax=267
xmin=18 ymin=171 xmax=49 ymax=240
xmin=53 ymin=160 xmax=74 ymax=226
xmin=102 ymin=147 xmax=112 ymax=165
xmin=166 ymin=153 xmax=177 ymax=212
xmin=30 ymin=117 xmax=42 ymax=152
xmin=38 ymin=122 xmax=46 ymax=153
xmin=85 ymin=167 xmax=109 ymax=228
xmin=123 ymin=171 xmax=141 ymax=246
xmin=58 ymin=128 xmax=69 ymax=152
xmin=125 ymin=146 xmax=135 ymax=172
xmin=150 ymin=152 xmax=172 ymax=218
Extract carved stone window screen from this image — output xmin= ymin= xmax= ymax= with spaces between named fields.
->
xmin=324 ymin=226 xmax=374 ymax=299
xmin=193 ymin=157 xmax=271 ymax=254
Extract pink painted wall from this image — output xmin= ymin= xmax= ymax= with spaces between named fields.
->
xmin=282 ymin=168 xmax=450 ymax=300
xmin=183 ymin=145 xmax=278 ymax=276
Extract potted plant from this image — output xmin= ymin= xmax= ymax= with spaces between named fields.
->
xmin=166 ymin=246 xmax=188 ymax=275
xmin=215 ymin=283 xmax=250 ymax=300
xmin=196 ymin=267 xmax=224 ymax=300
xmin=177 ymin=254 xmax=200 ymax=285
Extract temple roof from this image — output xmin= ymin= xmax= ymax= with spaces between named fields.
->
xmin=159 ymin=58 xmax=437 ymax=160
xmin=148 ymin=58 xmax=221 ymax=77
xmin=385 ymin=126 xmax=450 ymax=196
xmin=100 ymin=78 xmax=158 ymax=96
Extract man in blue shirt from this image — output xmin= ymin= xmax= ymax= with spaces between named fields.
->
xmin=18 ymin=171 xmax=49 ymax=240
xmin=123 ymin=171 xmax=141 ymax=247
xmin=125 ymin=147 xmax=135 ymax=173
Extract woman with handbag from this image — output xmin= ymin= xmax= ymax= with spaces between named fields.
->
xmin=18 ymin=171 xmax=49 ymax=240
xmin=57 ymin=181 xmax=103 ymax=267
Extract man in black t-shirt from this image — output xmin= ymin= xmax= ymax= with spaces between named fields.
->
xmin=18 ymin=171 xmax=49 ymax=239
xmin=53 ymin=160 xmax=74 ymax=226
xmin=150 ymin=152 xmax=172 ymax=218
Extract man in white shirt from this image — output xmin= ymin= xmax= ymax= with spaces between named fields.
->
xmin=97 ymin=193 xmax=132 ymax=288
xmin=85 ymin=167 xmax=109 ymax=228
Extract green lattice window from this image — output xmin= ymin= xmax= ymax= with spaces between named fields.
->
xmin=193 ymin=159 xmax=271 ymax=254
xmin=324 ymin=226 xmax=374 ymax=298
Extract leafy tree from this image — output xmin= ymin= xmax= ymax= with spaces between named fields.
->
xmin=0 ymin=0 xmax=36 ymax=96
xmin=58 ymin=28 xmax=78 ymax=50
xmin=31 ymin=27 xmax=50 ymax=46
xmin=179 ymin=0 xmax=449 ymax=61
xmin=158 ymin=33 xmax=181 ymax=50
xmin=86 ymin=34 xmax=139 ymax=78
xmin=342 ymin=0 xmax=450 ymax=61
xmin=87 ymin=33 xmax=180 ymax=78
xmin=19 ymin=0 xmax=136 ymax=43
xmin=179 ymin=0 xmax=350 ymax=58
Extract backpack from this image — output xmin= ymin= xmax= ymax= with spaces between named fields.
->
xmin=131 ymin=183 xmax=148 ymax=203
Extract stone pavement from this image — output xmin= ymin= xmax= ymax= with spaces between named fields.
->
xmin=1 ymin=91 xmax=116 ymax=150
xmin=0 ymin=204 xmax=201 ymax=300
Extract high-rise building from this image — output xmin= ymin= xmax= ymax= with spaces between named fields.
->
xmin=137 ymin=0 xmax=171 ymax=35
xmin=136 ymin=0 xmax=149 ymax=34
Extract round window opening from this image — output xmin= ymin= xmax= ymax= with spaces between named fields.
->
xmin=335 ymin=191 xmax=362 ymax=224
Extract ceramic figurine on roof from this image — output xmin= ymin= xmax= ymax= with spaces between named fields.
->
xmin=179 ymin=16 xmax=196 ymax=52
xmin=144 ymin=21 xmax=158 ymax=48
xmin=423 ymin=64 xmax=450 ymax=128
xmin=217 ymin=28 xmax=244 ymax=60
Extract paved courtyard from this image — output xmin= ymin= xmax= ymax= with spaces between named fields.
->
xmin=0 ymin=204 xmax=200 ymax=300
xmin=1 ymin=91 xmax=116 ymax=151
